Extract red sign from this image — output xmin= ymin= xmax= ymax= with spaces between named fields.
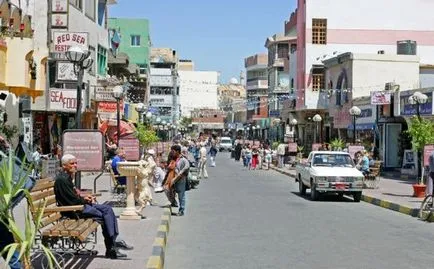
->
xmin=119 ymin=139 xmax=140 ymax=161
xmin=63 ymin=130 xmax=104 ymax=171
xmin=288 ymin=142 xmax=297 ymax=153
xmin=97 ymin=101 xmax=123 ymax=113
xmin=424 ymin=145 xmax=434 ymax=167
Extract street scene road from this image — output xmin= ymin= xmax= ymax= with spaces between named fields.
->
xmin=166 ymin=153 xmax=434 ymax=269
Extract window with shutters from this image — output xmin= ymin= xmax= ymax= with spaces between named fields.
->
xmin=312 ymin=74 xmax=324 ymax=92
xmin=312 ymin=19 xmax=327 ymax=45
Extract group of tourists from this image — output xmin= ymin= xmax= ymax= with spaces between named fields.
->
xmin=233 ymin=139 xmax=273 ymax=170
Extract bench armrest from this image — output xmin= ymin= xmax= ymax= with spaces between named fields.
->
xmin=43 ymin=205 xmax=84 ymax=214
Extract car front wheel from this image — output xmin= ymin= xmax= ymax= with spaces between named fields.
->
xmin=310 ymin=180 xmax=319 ymax=201
xmin=299 ymin=177 xmax=306 ymax=195
xmin=353 ymin=192 xmax=362 ymax=202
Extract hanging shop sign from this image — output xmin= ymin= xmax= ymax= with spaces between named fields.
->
xmin=56 ymin=61 xmax=78 ymax=82
xmin=97 ymin=101 xmax=123 ymax=120
xmin=370 ymin=91 xmax=391 ymax=105
xmin=94 ymin=86 xmax=117 ymax=102
xmin=52 ymin=32 xmax=88 ymax=52
xmin=51 ymin=14 xmax=68 ymax=29
xmin=51 ymin=0 xmax=68 ymax=13
xmin=49 ymin=88 xmax=86 ymax=112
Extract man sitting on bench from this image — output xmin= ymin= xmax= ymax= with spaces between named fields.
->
xmin=54 ymin=154 xmax=133 ymax=259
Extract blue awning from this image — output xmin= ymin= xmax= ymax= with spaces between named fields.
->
xmin=347 ymin=123 xmax=376 ymax=130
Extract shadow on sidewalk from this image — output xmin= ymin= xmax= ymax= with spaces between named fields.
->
xmin=381 ymin=192 xmax=414 ymax=198
xmin=290 ymin=191 xmax=355 ymax=203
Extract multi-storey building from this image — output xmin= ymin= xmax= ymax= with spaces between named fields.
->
xmin=8 ymin=0 xmax=116 ymax=153
xmin=264 ymin=34 xmax=293 ymax=118
xmin=283 ymin=0 xmax=434 ymax=149
xmin=178 ymin=69 xmax=219 ymax=118
xmin=149 ymin=48 xmax=179 ymax=124
xmin=244 ymin=53 xmax=268 ymax=122
xmin=107 ymin=18 xmax=150 ymax=122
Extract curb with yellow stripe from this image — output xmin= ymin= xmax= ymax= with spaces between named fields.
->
xmin=146 ymin=208 xmax=172 ymax=269
xmin=270 ymin=165 xmax=434 ymax=222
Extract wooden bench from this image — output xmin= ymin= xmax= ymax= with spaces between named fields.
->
xmin=364 ymin=161 xmax=382 ymax=189
xmin=29 ymin=178 xmax=99 ymax=254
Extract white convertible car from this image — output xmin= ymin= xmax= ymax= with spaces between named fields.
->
xmin=295 ymin=151 xmax=365 ymax=202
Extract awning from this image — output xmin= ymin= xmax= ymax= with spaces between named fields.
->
xmin=8 ymin=86 xmax=44 ymax=103
xmin=347 ymin=123 xmax=376 ymax=130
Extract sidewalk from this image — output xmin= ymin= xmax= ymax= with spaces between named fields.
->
xmin=270 ymin=165 xmax=433 ymax=222
xmin=8 ymin=172 xmax=172 ymax=269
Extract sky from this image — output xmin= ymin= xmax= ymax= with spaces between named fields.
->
xmin=110 ymin=0 xmax=296 ymax=83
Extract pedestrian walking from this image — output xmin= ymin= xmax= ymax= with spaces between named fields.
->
xmin=427 ymin=150 xmax=434 ymax=196
xmin=277 ymin=143 xmax=286 ymax=168
xmin=198 ymin=142 xmax=208 ymax=179
xmin=208 ymin=143 xmax=218 ymax=167
xmin=251 ymin=147 xmax=259 ymax=170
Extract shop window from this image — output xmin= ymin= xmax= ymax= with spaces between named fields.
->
xmin=131 ymin=35 xmax=141 ymax=47
xmin=97 ymin=45 xmax=107 ymax=75
xmin=312 ymin=18 xmax=327 ymax=45
xmin=70 ymin=0 xmax=82 ymax=10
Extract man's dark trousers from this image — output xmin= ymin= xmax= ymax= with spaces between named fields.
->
xmin=82 ymin=204 xmax=119 ymax=249
xmin=0 ymin=220 xmax=21 ymax=269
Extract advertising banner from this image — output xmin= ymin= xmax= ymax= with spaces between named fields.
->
xmin=62 ymin=130 xmax=105 ymax=171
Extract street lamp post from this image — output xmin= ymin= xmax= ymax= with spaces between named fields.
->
xmin=65 ymin=46 xmax=93 ymax=189
xmin=135 ymin=102 xmax=146 ymax=124
xmin=349 ymin=106 xmax=362 ymax=144
xmin=65 ymin=46 xmax=93 ymax=129
xmin=313 ymin=114 xmax=322 ymax=143
xmin=408 ymin=91 xmax=429 ymax=120
xmin=112 ymin=86 xmax=124 ymax=147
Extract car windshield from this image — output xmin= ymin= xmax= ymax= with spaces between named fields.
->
xmin=312 ymin=154 xmax=354 ymax=167
xmin=221 ymin=139 xmax=231 ymax=144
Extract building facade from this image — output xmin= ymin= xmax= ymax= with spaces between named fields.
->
xmin=26 ymin=0 xmax=116 ymax=154
xmin=244 ymin=53 xmax=268 ymax=122
xmin=149 ymin=48 xmax=179 ymax=124
xmin=178 ymin=70 xmax=219 ymax=117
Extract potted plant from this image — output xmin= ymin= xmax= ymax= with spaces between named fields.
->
xmin=406 ymin=117 xmax=434 ymax=197
xmin=330 ymin=138 xmax=345 ymax=151
xmin=0 ymin=150 xmax=58 ymax=268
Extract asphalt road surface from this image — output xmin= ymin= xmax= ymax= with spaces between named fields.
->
xmin=165 ymin=153 xmax=434 ymax=269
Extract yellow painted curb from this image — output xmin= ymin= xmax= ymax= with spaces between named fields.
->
xmin=147 ymin=256 xmax=163 ymax=269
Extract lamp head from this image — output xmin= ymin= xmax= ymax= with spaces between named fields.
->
xmin=349 ymin=106 xmax=362 ymax=116
xmin=66 ymin=46 xmax=89 ymax=63
xmin=112 ymin=85 xmax=124 ymax=99
xmin=313 ymin=114 xmax=322 ymax=122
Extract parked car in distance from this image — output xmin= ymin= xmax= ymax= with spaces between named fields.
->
xmin=218 ymin=137 xmax=233 ymax=152
xmin=295 ymin=151 xmax=364 ymax=202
